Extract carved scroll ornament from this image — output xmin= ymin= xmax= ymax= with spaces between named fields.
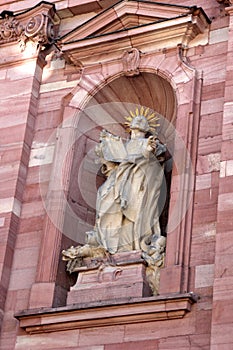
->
xmin=0 ymin=4 xmax=55 ymax=51
xmin=24 ymin=13 xmax=54 ymax=48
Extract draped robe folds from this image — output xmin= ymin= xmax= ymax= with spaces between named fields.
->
xmin=95 ymin=137 xmax=165 ymax=254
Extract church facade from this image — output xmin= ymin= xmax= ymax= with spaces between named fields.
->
xmin=0 ymin=0 xmax=232 ymax=349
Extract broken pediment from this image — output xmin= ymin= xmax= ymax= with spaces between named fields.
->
xmin=57 ymin=0 xmax=210 ymax=64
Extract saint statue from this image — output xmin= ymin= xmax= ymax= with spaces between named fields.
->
xmin=62 ymin=107 xmax=167 ymax=294
xmin=92 ymin=107 xmax=166 ymax=253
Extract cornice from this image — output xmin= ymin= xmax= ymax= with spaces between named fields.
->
xmin=56 ymin=1 xmax=210 ymax=66
xmin=15 ymin=293 xmax=197 ymax=334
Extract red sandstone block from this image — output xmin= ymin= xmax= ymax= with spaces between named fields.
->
xmin=219 ymin=176 xmax=233 ymax=194
xmin=213 ymin=276 xmax=233 ymax=301
xmin=35 ymin=110 xmax=61 ymax=131
xmin=201 ymin=97 xmax=223 ymax=116
xmin=221 ymin=140 xmax=233 ymax=161
xmin=38 ymin=90 xmax=68 ymax=113
xmin=198 ymin=135 xmax=222 ymax=155
xmin=200 ymin=54 xmax=227 ymax=85
xmin=194 ymin=309 xmax=212 ymax=335
xmin=190 ymin=240 xmax=215 ymax=266
xmin=211 ymin=344 xmax=233 ymax=350
xmin=20 ymin=201 xmax=45 ymax=219
xmin=8 ymin=267 xmax=36 ymax=291
xmin=218 ymin=192 xmax=233 ymax=211
xmin=217 ymin=210 xmax=233 ymax=233
xmin=33 ymin=129 xmax=57 ymax=145
xmin=0 ymin=77 xmax=34 ymax=100
xmin=29 ymin=282 xmax=55 ymax=309
xmin=12 ymin=247 xmax=39 ymax=270
xmin=0 ymin=147 xmax=23 ymax=164
xmin=199 ymin=112 xmax=222 ymax=139
xmin=202 ymin=82 xmax=224 ymax=101
xmin=124 ymin=315 xmax=195 ymax=341
xmin=194 ymin=286 xmax=213 ymax=312
xmin=214 ymin=254 xmax=233 ymax=279
xmin=211 ymin=323 xmax=233 ymax=345
xmin=215 ymin=231 xmax=233 ymax=254
xmin=22 ymin=184 xmax=44 ymax=203
xmin=0 ymin=125 xmax=26 ymax=146
xmin=189 ymin=334 xmax=210 ymax=350
xmin=79 ymin=325 xmax=124 ymax=346
xmin=106 ymin=339 xmax=159 ymax=350
xmin=0 ymin=179 xmax=18 ymax=198
xmin=1 ymin=312 xmax=18 ymax=333
xmin=0 ymin=334 xmax=17 ymax=350
xmin=18 ymin=216 xmax=44 ymax=234
xmin=159 ymin=335 xmax=195 ymax=349
xmin=193 ymin=203 xmax=217 ymax=225
xmin=222 ymin=123 xmax=233 ymax=141
xmin=26 ymin=164 xmax=50 ymax=185
xmin=15 ymin=330 xmax=79 ymax=349
xmin=194 ymin=187 xmax=218 ymax=205
xmin=192 ymin=221 xmax=216 ymax=241
xmin=15 ymin=232 xmax=41 ymax=249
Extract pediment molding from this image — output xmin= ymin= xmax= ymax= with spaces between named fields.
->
xmin=57 ymin=0 xmax=210 ymax=65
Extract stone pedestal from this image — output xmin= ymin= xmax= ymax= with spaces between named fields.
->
xmin=67 ymin=251 xmax=152 ymax=305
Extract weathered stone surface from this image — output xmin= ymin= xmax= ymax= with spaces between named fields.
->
xmin=0 ymin=0 xmax=232 ymax=349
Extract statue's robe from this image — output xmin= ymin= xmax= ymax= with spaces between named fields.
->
xmin=95 ymin=137 xmax=165 ymax=254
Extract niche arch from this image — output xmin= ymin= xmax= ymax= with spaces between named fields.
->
xmin=29 ymin=48 xmax=202 ymax=308
xmin=65 ymin=71 xmax=176 ymax=247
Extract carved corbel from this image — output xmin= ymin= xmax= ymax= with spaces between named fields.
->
xmin=23 ymin=12 xmax=55 ymax=50
xmin=122 ymin=48 xmax=140 ymax=76
xmin=0 ymin=2 xmax=56 ymax=51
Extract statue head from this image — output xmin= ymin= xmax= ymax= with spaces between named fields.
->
xmin=124 ymin=106 xmax=160 ymax=135
xmin=130 ymin=115 xmax=150 ymax=133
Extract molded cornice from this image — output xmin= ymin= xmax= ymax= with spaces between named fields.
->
xmin=15 ymin=293 xmax=198 ymax=334
xmin=56 ymin=0 xmax=210 ymax=65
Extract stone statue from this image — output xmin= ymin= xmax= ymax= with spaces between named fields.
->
xmin=62 ymin=107 xmax=167 ymax=295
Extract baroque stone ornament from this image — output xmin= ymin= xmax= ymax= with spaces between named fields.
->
xmin=62 ymin=106 xmax=167 ymax=295
xmin=122 ymin=48 xmax=140 ymax=76
xmin=0 ymin=15 xmax=24 ymax=43
xmin=24 ymin=13 xmax=54 ymax=49
xmin=0 ymin=2 xmax=56 ymax=50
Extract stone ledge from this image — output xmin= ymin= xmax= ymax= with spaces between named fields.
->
xmin=15 ymin=293 xmax=198 ymax=334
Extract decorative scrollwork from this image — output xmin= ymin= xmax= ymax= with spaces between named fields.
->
xmin=0 ymin=3 xmax=55 ymax=51
xmin=25 ymin=13 xmax=54 ymax=47
xmin=0 ymin=15 xmax=23 ymax=43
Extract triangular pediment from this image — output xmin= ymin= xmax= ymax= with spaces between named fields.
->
xmin=59 ymin=0 xmax=208 ymax=44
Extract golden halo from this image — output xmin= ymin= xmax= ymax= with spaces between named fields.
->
xmin=124 ymin=106 xmax=160 ymax=134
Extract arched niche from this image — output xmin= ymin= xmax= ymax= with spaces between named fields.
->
xmin=63 ymin=72 xmax=176 ymax=245
xmin=30 ymin=51 xmax=201 ymax=308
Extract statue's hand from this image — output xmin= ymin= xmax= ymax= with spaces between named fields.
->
xmin=147 ymin=135 xmax=157 ymax=152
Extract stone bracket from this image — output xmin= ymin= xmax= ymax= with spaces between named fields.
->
xmin=0 ymin=1 xmax=56 ymax=50
xmin=15 ymin=293 xmax=197 ymax=334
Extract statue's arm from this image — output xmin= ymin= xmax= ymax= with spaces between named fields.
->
xmin=143 ymin=136 xmax=166 ymax=161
